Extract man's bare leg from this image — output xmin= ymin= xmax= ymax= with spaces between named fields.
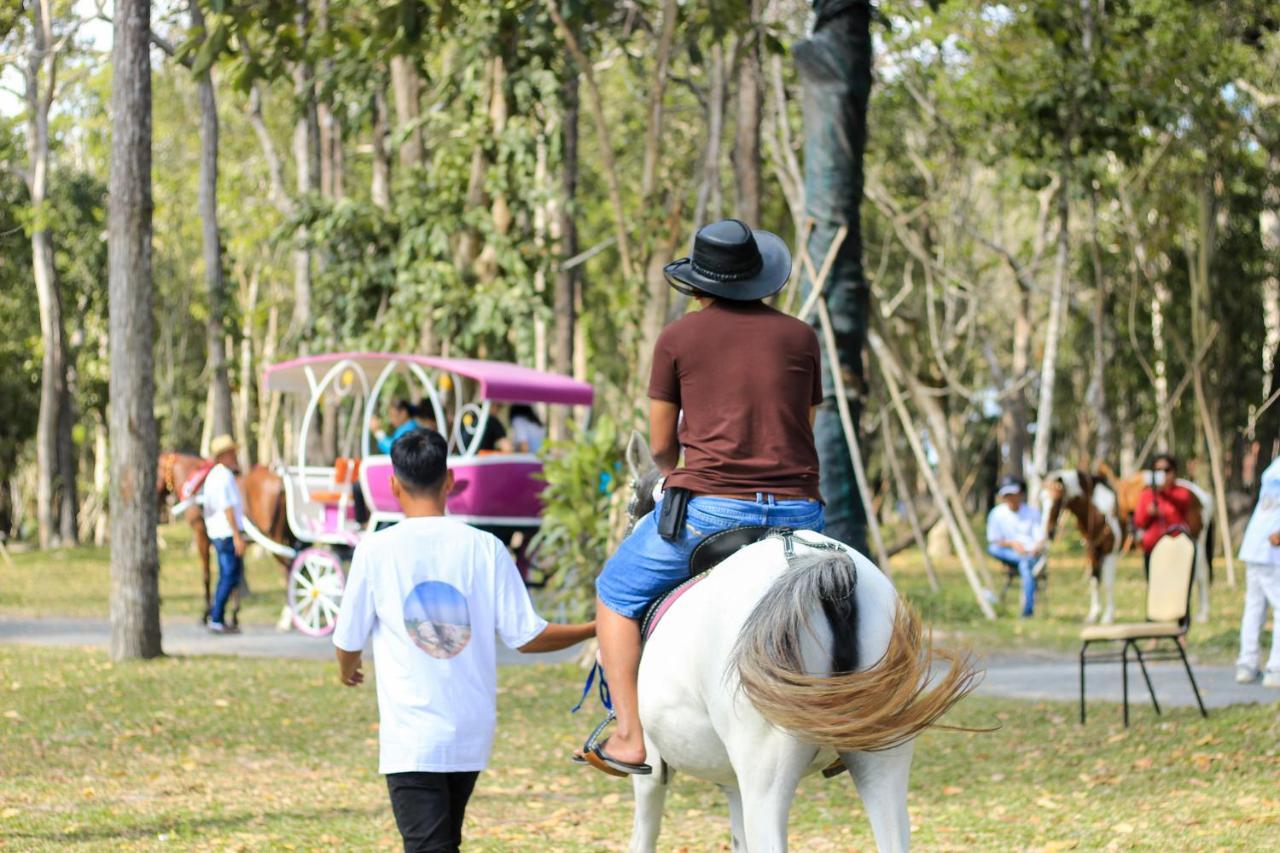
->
xmin=594 ymin=596 xmax=646 ymax=765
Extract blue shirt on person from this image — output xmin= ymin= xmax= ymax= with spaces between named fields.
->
xmin=377 ymin=420 xmax=420 ymax=454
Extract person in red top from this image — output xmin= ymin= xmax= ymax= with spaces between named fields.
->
xmin=1133 ymin=453 xmax=1195 ymax=577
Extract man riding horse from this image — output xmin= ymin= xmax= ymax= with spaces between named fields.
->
xmin=581 ymin=219 xmax=827 ymax=776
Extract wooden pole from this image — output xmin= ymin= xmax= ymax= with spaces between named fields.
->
xmin=815 ymin=298 xmax=890 ymax=570
xmin=881 ymin=412 xmax=941 ymax=592
xmin=869 ymin=331 xmax=996 ymax=619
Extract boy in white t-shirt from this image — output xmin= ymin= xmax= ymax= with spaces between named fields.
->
xmin=333 ymin=429 xmax=594 ymax=852
xmin=203 ymin=434 xmax=246 ymax=634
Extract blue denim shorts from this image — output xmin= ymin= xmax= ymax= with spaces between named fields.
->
xmin=596 ymin=494 xmax=825 ymax=619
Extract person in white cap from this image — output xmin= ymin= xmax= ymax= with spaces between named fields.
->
xmin=986 ymin=475 xmax=1047 ymax=617
xmin=1236 ymin=455 xmax=1280 ymax=687
xmin=204 ymin=434 xmax=246 ymax=634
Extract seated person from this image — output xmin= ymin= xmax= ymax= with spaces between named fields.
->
xmin=986 ymin=475 xmax=1047 ymax=618
xmin=371 ymin=399 xmax=421 ymax=454
xmin=414 ymin=398 xmax=439 ymax=433
xmin=508 ymin=404 xmax=546 ymax=454
xmin=460 ymin=410 xmax=507 ymax=452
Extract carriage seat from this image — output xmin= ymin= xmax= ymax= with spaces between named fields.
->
xmin=310 ymin=457 xmax=361 ymax=505
xmin=641 ymin=525 xmax=773 ymax=640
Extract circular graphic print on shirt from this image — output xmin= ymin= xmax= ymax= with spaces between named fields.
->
xmin=403 ymin=581 xmax=472 ymax=659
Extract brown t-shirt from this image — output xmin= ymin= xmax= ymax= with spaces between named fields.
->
xmin=648 ymin=300 xmax=823 ymax=499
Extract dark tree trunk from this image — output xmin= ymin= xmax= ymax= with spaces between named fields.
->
xmin=190 ymin=1 xmax=232 ymax=439
xmin=109 ymin=0 xmax=162 ymax=660
xmin=550 ymin=68 xmax=579 ymax=442
xmin=732 ymin=0 xmax=763 ymax=226
xmin=796 ymin=0 xmax=873 ymax=553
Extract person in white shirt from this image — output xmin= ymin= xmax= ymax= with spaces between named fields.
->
xmin=509 ymin=404 xmax=546 ymax=454
xmin=986 ymin=475 xmax=1047 ymax=618
xmin=1236 ymin=456 xmax=1280 ymax=688
xmin=333 ymin=429 xmax=594 ymax=853
xmin=203 ymin=434 xmax=246 ymax=634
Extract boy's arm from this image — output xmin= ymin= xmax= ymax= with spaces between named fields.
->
xmin=336 ymin=648 xmax=364 ymax=686
xmin=518 ymin=621 xmax=596 ymax=654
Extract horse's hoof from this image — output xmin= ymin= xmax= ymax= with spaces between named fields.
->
xmin=276 ymin=606 xmax=294 ymax=632
xmin=1085 ymin=611 xmax=1100 ymax=624
xmin=1101 ymin=613 xmax=1115 ymax=625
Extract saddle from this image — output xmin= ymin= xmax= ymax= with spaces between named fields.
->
xmin=640 ymin=525 xmax=774 ymax=640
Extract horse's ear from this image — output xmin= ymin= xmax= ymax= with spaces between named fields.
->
xmin=626 ymin=431 xmax=656 ymax=478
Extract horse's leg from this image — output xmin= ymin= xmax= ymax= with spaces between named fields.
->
xmin=721 ymin=785 xmax=746 ymax=853
xmin=627 ymin=772 xmax=668 ymax=853
xmin=1085 ymin=572 xmax=1101 ymax=624
xmin=737 ymin=743 xmax=808 ymax=852
xmin=1100 ymin=554 xmax=1118 ymax=625
xmin=845 ymin=741 xmax=914 ymax=853
xmin=192 ymin=512 xmax=212 ymax=625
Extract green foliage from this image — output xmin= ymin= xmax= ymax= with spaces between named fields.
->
xmin=529 ymin=417 xmax=623 ymax=617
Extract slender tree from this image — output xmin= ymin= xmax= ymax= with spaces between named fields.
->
xmin=189 ymin=0 xmax=233 ymax=438
xmin=24 ymin=0 xmax=79 ymax=548
xmin=109 ymin=0 xmax=162 ymax=660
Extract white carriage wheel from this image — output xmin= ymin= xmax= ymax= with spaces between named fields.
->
xmin=288 ymin=547 xmax=346 ymax=637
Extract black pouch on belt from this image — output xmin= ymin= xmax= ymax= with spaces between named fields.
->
xmin=656 ymin=487 xmax=692 ymax=541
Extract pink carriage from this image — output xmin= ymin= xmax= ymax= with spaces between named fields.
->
xmin=262 ymin=352 xmax=594 ymax=636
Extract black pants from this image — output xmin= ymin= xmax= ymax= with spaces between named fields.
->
xmin=386 ymin=771 xmax=479 ymax=853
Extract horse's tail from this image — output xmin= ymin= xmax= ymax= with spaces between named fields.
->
xmin=731 ymin=549 xmax=979 ymax=753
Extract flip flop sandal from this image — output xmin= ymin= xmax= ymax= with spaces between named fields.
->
xmin=586 ymin=739 xmax=652 ymax=777
xmin=572 ymin=713 xmax=652 ymax=777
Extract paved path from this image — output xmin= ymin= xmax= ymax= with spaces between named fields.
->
xmin=0 ymin=616 xmax=578 ymax=666
xmin=3 ymin=617 xmax=1278 ymax=709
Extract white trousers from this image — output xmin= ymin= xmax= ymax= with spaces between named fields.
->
xmin=1237 ymin=562 xmax=1280 ymax=673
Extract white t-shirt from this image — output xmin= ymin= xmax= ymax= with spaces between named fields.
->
xmin=986 ymin=502 xmax=1043 ymax=551
xmin=511 ymin=416 xmax=545 ymax=455
xmin=202 ymin=464 xmax=244 ymax=540
xmin=332 ymin=517 xmax=548 ymax=774
xmin=1240 ymin=458 xmax=1280 ymax=566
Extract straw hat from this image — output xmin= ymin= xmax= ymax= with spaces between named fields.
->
xmin=210 ymin=434 xmax=238 ymax=458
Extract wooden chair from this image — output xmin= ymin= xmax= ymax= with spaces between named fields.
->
xmin=1078 ymin=531 xmax=1207 ymax=726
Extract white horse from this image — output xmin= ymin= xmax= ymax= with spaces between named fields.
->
xmin=619 ymin=438 xmax=976 ymax=852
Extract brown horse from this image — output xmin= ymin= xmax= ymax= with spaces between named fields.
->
xmin=157 ymin=452 xmax=291 ymax=625
xmin=1040 ymin=469 xmax=1124 ymax=624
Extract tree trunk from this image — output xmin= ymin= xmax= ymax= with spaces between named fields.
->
xmin=289 ymin=0 xmax=319 ymax=341
xmin=109 ymin=0 xmax=162 ymax=660
xmin=732 ymin=0 xmax=763 ymax=226
xmin=1031 ymin=168 xmax=1070 ymax=489
xmin=237 ymin=266 xmax=259 ymax=469
xmin=371 ymin=80 xmax=392 ymax=210
xmin=795 ymin=0 xmax=873 ymax=552
xmin=27 ymin=0 xmax=77 ymax=549
xmin=1087 ymin=187 xmax=1110 ymax=463
xmin=694 ymin=42 xmax=727 ymax=233
xmin=1258 ymin=156 xmax=1280 ymax=458
xmin=550 ymin=68 xmax=579 ymax=442
xmin=1152 ymin=278 xmax=1172 ymax=454
xmin=389 ymin=55 xmax=423 ymax=168
xmin=1006 ymin=276 xmax=1032 ymax=478
xmin=190 ymin=1 xmax=233 ymax=439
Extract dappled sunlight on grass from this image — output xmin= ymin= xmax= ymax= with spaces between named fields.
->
xmin=1 ymin=646 xmax=1277 ymax=849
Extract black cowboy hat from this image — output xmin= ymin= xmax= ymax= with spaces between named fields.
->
xmin=663 ymin=218 xmax=791 ymax=301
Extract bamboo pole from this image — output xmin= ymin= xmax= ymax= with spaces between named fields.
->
xmin=1192 ymin=363 xmax=1237 ymax=586
xmin=815 ymin=298 xmax=891 ymax=570
xmin=881 ymin=411 xmax=941 ymax=592
xmin=869 ymin=330 xmax=996 ymax=619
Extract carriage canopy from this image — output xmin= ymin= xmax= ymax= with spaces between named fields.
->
xmin=263 ymin=352 xmax=594 ymax=406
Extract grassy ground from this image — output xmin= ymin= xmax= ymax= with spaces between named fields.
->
xmin=0 ymin=523 xmax=289 ymax=626
xmin=1 ymin=644 xmax=1277 ymax=851
xmin=1 ymin=523 xmax=1257 ymax=663
xmin=888 ymin=540 xmax=1254 ymax=665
